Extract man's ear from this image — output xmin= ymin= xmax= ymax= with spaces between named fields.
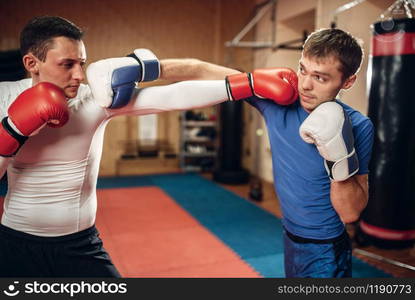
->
xmin=342 ymin=74 xmax=356 ymax=90
xmin=22 ymin=53 xmax=40 ymax=75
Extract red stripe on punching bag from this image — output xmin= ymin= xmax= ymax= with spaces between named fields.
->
xmin=372 ymin=32 xmax=415 ymax=56
xmin=360 ymin=220 xmax=415 ymax=241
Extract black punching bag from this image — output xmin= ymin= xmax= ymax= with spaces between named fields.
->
xmin=213 ymin=101 xmax=249 ymax=184
xmin=358 ymin=18 xmax=415 ymax=248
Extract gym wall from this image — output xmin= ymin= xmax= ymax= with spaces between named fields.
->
xmin=0 ymin=0 xmax=255 ymax=176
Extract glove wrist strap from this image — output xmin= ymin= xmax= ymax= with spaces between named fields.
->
xmin=225 ymin=73 xmax=253 ymax=101
xmin=127 ymin=49 xmax=160 ymax=82
xmin=325 ymin=149 xmax=359 ymax=181
xmin=0 ymin=117 xmax=28 ymax=157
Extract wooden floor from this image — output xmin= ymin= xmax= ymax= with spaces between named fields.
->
xmin=203 ymin=174 xmax=415 ymax=278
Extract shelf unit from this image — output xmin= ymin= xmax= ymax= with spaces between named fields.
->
xmin=179 ymin=111 xmax=219 ymax=172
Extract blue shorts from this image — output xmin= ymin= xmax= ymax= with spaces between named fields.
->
xmin=283 ymin=228 xmax=352 ymax=278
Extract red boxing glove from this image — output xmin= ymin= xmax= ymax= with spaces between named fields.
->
xmin=226 ymin=67 xmax=298 ymax=105
xmin=0 ymin=82 xmax=69 ymax=156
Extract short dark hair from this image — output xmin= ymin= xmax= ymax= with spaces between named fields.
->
xmin=20 ymin=16 xmax=83 ymax=61
xmin=303 ymin=28 xmax=363 ymax=80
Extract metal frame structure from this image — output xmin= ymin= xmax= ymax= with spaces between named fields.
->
xmin=226 ymin=0 xmax=415 ymax=50
xmin=225 ymin=0 xmax=305 ymax=51
xmin=380 ymin=0 xmax=415 ymax=19
xmin=225 ymin=0 xmax=278 ymax=49
xmin=332 ymin=0 xmax=415 ymax=27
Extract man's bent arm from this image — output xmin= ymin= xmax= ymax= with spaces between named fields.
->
xmin=330 ymin=174 xmax=368 ymax=223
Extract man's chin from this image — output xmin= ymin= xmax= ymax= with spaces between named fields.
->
xmin=64 ymin=90 xmax=79 ymax=99
xmin=300 ymin=99 xmax=315 ymax=112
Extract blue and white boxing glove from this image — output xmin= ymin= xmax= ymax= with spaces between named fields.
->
xmin=86 ymin=48 xmax=160 ymax=108
xmin=299 ymin=101 xmax=359 ymax=181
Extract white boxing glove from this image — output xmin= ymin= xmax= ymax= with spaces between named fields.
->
xmin=86 ymin=48 xmax=160 ymax=108
xmin=299 ymin=101 xmax=359 ymax=181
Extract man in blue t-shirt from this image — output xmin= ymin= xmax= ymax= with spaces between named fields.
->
xmin=223 ymin=28 xmax=374 ymax=277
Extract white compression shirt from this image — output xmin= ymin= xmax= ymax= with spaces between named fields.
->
xmin=0 ymin=78 xmax=228 ymax=236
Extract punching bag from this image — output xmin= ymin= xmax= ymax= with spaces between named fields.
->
xmin=213 ymin=101 xmax=249 ymax=184
xmin=359 ymin=18 xmax=415 ymax=248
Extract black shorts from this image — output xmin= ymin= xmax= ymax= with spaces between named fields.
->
xmin=0 ymin=224 xmax=121 ymax=277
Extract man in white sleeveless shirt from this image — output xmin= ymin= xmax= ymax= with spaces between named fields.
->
xmin=0 ymin=16 xmax=239 ymax=277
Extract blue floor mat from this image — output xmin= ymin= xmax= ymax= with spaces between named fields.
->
xmin=96 ymin=173 xmax=391 ymax=278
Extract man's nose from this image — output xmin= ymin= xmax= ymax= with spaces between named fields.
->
xmin=73 ymin=65 xmax=85 ymax=82
xmin=300 ymin=75 xmax=313 ymax=91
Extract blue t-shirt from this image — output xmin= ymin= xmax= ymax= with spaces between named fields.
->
xmin=247 ymin=98 xmax=374 ymax=239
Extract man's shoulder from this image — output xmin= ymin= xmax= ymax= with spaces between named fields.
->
xmin=246 ymin=96 xmax=299 ymax=113
xmin=67 ymin=83 xmax=95 ymax=110
xmin=0 ymin=78 xmax=32 ymax=98
xmin=336 ymin=100 xmax=372 ymax=127
xmin=336 ymin=101 xmax=374 ymax=144
xmin=74 ymin=83 xmax=92 ymax=101
xmin=0 ymin=79 xmax=32 ymax=115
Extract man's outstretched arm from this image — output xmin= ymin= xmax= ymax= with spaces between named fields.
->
xmin=159 ymin=58 xmax=241 ymax=81
xmin=107 ymin=79 xmax=229 ymax=118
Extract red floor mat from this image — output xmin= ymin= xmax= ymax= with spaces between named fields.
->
xmin=95 ymin=186 xmax=260 ymax=277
